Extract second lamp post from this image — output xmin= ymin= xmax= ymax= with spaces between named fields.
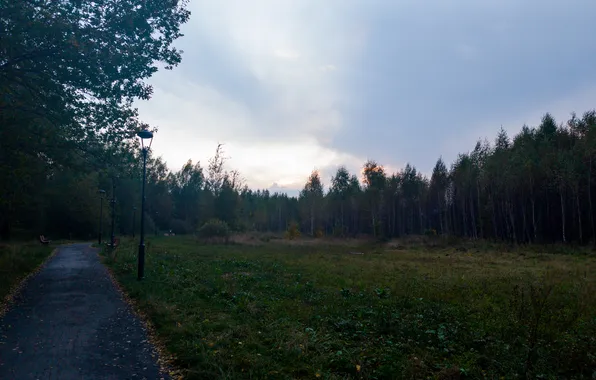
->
xmin=137 ymin=129 xmax=153 ymax=280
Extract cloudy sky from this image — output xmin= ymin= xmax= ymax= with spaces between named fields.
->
xmin=137 ymin=0 xmax=596 ymax=193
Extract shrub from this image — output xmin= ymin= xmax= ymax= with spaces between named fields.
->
xmin=259 ymin=232 xmax=279 ymax=242
xmin=197 ymin=219 xmax=231 ymax=244
xmin=332 ymin=225 xmax=346 ymax=237
xmin=424 ymin=228 xmax=437 ymax=236
xmin=170 ymin=218 xmax=192 ymax=235
xmin=285 ymin=221 xmax=301 ymax=240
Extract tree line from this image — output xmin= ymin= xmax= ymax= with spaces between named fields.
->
xmin=3 ymin=107 xmax=596 ymax=246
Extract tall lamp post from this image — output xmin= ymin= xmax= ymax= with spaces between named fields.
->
xmin=132 ymin=207 xmax=137 ymax=238
xmin=110 ymin=178 xmax=116 ymax=247
xmin=98 ymin=189 xmax=106 ymax=244
xmin=137 ymin=129 xmax=153 ymax=280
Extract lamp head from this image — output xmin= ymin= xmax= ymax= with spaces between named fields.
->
xmin=137 ymin=129 xmax=154 ymax=150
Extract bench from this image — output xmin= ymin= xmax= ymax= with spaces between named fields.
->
xmin=39 ymin=235 xmax=51 ymax=245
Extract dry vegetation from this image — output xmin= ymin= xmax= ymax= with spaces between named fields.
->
xmin=0 ymin=242 xmax=54 ymax=315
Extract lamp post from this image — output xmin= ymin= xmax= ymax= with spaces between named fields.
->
xmin=98 ymin=189 xmax=106 ymax=245
xmin=110 ymin=178 xmax=116 ymax=247
xmin=132 ymin=207 xmax=137 ymax=238
xmin=137 ymin=129 xmax=153 ymax=280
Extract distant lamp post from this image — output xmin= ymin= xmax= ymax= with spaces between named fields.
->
xmin=137 ymin=129 xmax=153 ymax=280
xmin=98 ymin=189 xmax=106 ymax=244
xmin=132 ymin=207 xmax=137 ymax=238
xmin=110 ymin=178 xmax=117 ymax=247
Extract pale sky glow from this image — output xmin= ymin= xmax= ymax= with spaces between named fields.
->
xmin=136 ymin=0 xmax=596 ymax=193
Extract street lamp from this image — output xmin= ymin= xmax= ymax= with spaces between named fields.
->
xmin=137 ymin=129 xmax=153 ymax=280
xmin=132 ymin=207 xmax=137 ymax=238
xmin=98 ymin=189 xmax=106 ymax=244
xmin=110 ymin=178 xmax=116 ymax=247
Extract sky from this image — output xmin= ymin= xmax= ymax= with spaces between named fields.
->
xmin=136 ymin=0 xmax=596 ymax=194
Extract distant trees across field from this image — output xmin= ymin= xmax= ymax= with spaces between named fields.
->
xmin=4 ymin=107 xmax=596 ymax=246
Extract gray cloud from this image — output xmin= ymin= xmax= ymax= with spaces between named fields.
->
xmin=140 ymin=0 xmax=596 ymax=190
xmin=335 ymin=0 xmax=596 ymax=171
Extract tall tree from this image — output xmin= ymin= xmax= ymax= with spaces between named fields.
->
xmin=299 ymin=171 xmax=324 ymax=236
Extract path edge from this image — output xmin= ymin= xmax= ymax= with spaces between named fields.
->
xmin=96 ymin=247 xmax=183 ymax=380
xmin=0 ymin=246 xmax=59 ymax=319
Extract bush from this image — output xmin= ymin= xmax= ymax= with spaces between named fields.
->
xmin=285 ymin=221 xmax=301 ymax=240
xmin=197 ymin=219 xmax=231 ymax=244
xmin=170 ymin=218 xmax=192 ymax=235
xmin=332 ymin=225 xmax=346 ymax=237
xmin=259 ymin=232 xmax=279 ymax=242
xmin=424 ymin=228 xmax=437 ymax=236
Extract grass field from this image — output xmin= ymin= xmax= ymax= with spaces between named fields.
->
xmin=0 ymin=242 xmax=54 ymax=305
xmin=107 ymin=236 xmax=596 ymax=379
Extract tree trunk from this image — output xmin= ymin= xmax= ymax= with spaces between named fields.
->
xmin=340 ymin=202 xmax=345 ymax=236
xmin=461 ymin=198 xmax=467 ymax=237
xmin=546 ymin=195 xmax=552 ymax=243
xmin=310 ymin=203 xmax=314 ymax=236
xmin=588 ymin=158 xmax=595 ymax=247
xmin=501 ymin=200 xmax=509 ymax=241
xmin=392 ymin=199 xmax=396 ymax=237
xmin=278 ymin=203 xmax=282 ymax=232
xmin=418 ymin=200 xmax=423 ymax=234
xmin=522 ymin=199 xmax=529 ymax=243
xmin=531 ymin=197 xmax=537 ymax=243
xmin=437 ymin=193 xmax=444 ymax=234
xmin=576 ymin=191 xmax=583 ymax=244
xmin=476 ymin=180 xmax=483 ymax=238
xmin=469 ymin=195 xmax=477 ymax=239
xmin=560 ymin=190 xmax=566 ymax=243
xmin=491 ymin=199 xmax=498 ymax=240
xmin=508 ymin=199 xmax=517 ymax=243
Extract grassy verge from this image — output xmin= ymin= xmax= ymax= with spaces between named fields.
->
xmin=107 ymin=236 xmax=596 ymax=379
xmin=0 ymin=241 xmax=55 ymax=303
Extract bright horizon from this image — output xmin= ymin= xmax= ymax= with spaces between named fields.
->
xmin=136 ymin=0 xmax=596 ymax=193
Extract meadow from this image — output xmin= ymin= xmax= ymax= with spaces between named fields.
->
xmin=106 ymin=236 xmax=596 ymax=379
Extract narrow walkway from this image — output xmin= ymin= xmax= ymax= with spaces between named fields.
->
xmin=0 ymin=243 xmax=167 ymax=379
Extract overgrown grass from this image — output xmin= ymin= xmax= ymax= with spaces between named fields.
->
xmin=107 ymin=236 xmax=596 ymax=379
xmin=0 ymin=242 xmax=54 ymax=301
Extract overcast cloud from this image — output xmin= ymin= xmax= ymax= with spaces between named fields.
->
xmin=136 ymin=0 xmax=596 ymax=193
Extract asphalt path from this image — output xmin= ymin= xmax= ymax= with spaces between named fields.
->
xmin=0 ymin=243 xmax=167 ymax=379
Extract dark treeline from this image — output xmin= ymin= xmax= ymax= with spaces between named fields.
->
xmin=290 ymin=111 xmax=596 ymax=245
xmin=2 ymin=1 xmax=596 ymax=245
xmin=3 ymin=108 xmax=596 ymax=246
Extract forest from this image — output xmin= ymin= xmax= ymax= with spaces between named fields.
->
xmin=2 ymin=109 xmax=596 ymax=245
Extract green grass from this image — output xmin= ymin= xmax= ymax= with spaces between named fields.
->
xmin=0 ymin=241 xmax=54 ymax=302
xmin=107 ymin=236 xmax=596 ymax=379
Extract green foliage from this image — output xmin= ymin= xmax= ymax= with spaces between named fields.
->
xmin=0 ymin=0 xmax=189 ymax=240
xmin=1 ymin=0 xmax=190 ymax=142
xmin=197 ymin=219 xmax=231 ymax=243
xmin=107 ymin=236 xmax=596 ymax=379
xmin=0 ymin=243 xmax=53 ymax=302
